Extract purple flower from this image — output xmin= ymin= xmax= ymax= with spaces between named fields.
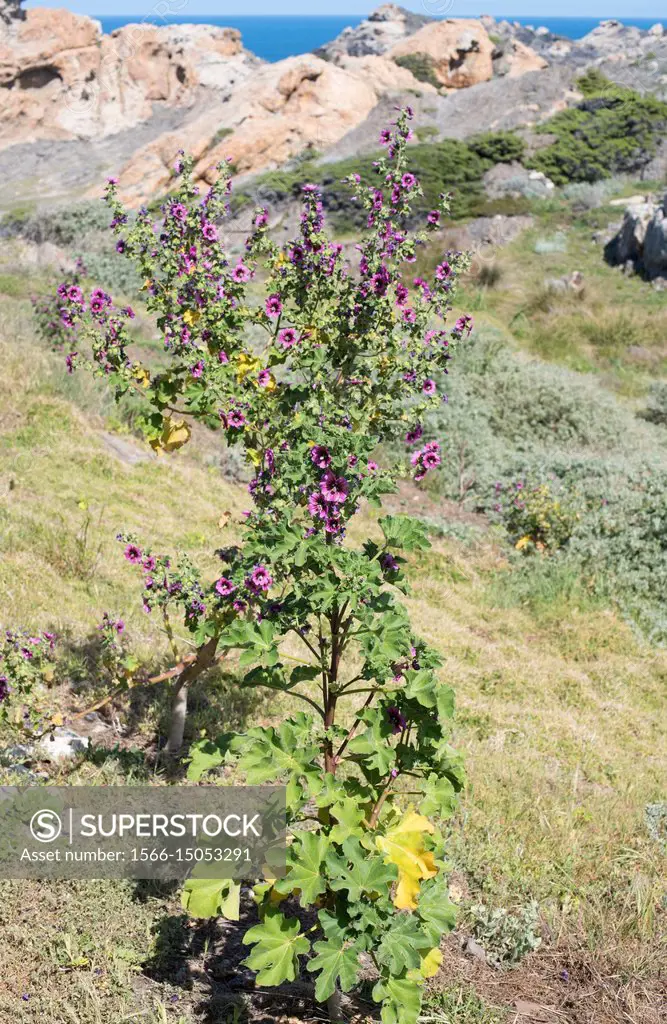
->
xmin=379 ymin=128 xmax=392 ymax=146
xmin=143 ymin=555 xmax=156 ymax=572
xmin=367 ymin=461 xmax=378 ymax=474
xmin=308 ymin=491 xmax=328 ymax=520
xmin=386 ymin=706 xmax=407 ymax=734
xmin=116 ymin=239 xmax=126 ymax=254
xmin=123 ymin=306 xmax=135 ymax=319
xmin=227 ymin=408 xmax=246 ymax=429
xmin=265 ymin=294 xmax=283 ymax=318
xmin=0 ymin=677 xmax=9 ymax=703
xmin=257 ymin=369 xmax=272 ymax=387
xmin=422 ymin=379 xmax=436 ymax=395
xmin=233 ymin=599 xmax=247 ymax=613
xmin=405 ymin=424 xmax=423 ymax=445
xmin=67 ymin=285 xmax=84 ymax=304
xmin=246 ymin=565 xmax=273 ymax=594
xmin=435 ymin=261 xmax=452 ymax=282
xmin=201 ymin=221 xmax=218 ymax=241
xmin=215 ymin=576 xmax=237 ymax=597
xmin=170 ymin=203 xmax=188 ymax=222
xmin=401 ymin=173 xmax=416 ymax=190
xmin=278 ymin=327 xmax=299 ymax=349
xmin=381 ymin=553 xmax=399 ymax=572
xmin=116 ymin=620 xmax=125 ymax=635
xmin=310 ymin=445 xmax=331 ymax=470
xmin=427 ymin=210 xmax=440 ymax=226
xmin=402 ymin=307 xmax=417 ymax=324
xmin=254 ymin=209 xmax=269 ymax=228
xmin=124 ymin=544 xmax=142 ymax=564
xmin=232 ymin=263 xmax=251 ymax=283
xmin=191 ymin=360 xmax=204 ymax=378
xmin=395 ymin=283 xmax=409 ymax=306
xmin=348 ymin=454 xmax=358 ymax=468
xmin=321 ymin=471 xmax=348 ymax=505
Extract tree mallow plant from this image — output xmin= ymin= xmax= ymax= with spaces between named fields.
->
xmin=47 ymin=108 xmax=472 ymax=1023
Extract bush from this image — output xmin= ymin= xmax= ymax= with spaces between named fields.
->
xmin=21 ymin=201 xmax=113 ymax=246
xmin=393 ymin=53 xmax=441 ymax=89
xmin=42 ymin=109 xmax=472 ymax=1024
xmin=241 ymin=131 xmax=529 ymax=227
xmin=529 ymin=82 xmax=667 ymax=184
xmin=468 ymin=131 xmax=526 ymax=165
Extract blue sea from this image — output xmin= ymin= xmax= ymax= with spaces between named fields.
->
xmin=96 ymin=15 xmax=663 ymax=63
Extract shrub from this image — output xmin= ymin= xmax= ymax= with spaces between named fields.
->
xmin=469 ymin=901 xmax=542 ymax=967
xmin=492 ymin=479 xmax=581 ymax=554
xmin=241 ymin=131 xmax=529 ymax=228
xmin=393 ymin=53 xmax=441 ymax=89
xmin=468 ymin=131 xmax=526 ymax=165
xmin=529 ymin=82 xmax=667 ymax=184
xmin=21 ymin=201 xmax=113 ymax=246
xmin=46 ymin=109 xmax=472 ymax=1023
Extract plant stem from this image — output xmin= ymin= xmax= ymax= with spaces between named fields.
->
xmin=165 ymin=635 xmax=219 ymax=755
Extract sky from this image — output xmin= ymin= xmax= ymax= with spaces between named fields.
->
xmin=23 ymin=1 xmax=666 ymax=19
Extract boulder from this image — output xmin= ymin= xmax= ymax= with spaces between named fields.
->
xmin=388 ymin=19 xmax=495 ymax=90
xmin=492 ymin=38 xmax=548 ymax=78
xmin=116 ymin=54 xmax=404 ymax=204
xmin=643 ymin=200 xmax=667 ymax=279
xmin=315 ymin=3 xmax=431 ymax=63
xmin=0 ymin=6 xmax=258 ymax=148
xmin=606 ymin=194 xmax=667 ymax=278
xmin=338 ymin=53 xmax=437 ymax=94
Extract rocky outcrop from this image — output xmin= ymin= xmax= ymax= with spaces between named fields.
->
xmin=388 ymin=19 xmax=495 ymax=90
xmin=315 ymin=4 xmax=430 ymax=63
xmin=492 ymin=38 xmax=548 ymax=78
xmin=606 ymin=193 xmax=667 ymax=281
xmin=0 ymin=7 xmax=258 ymax=148
xmin=116 ymin=54 xmax=416 ymax=204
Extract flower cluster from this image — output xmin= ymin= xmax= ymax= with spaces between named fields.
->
xmin=0 ymin=629 xmax=56 ymax=724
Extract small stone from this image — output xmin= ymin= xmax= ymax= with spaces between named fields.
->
xmin=463 ymin=936 xmax=487 ymax=963
xmin=36 ymin=728 xmax=90 ymax=762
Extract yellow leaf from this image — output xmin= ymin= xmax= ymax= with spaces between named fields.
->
xmin=132 ymin=363 xmax=151 ymax=388
xmin=419 ymin=947 xmax=442 ymax=978
xmin=515 ymin=535 xmax=531 ymax=551
xmin=375 ymin=811 xmax=437 ymax=911
xmin=154 ymin=418 xmax=191 ymax=454
xmin=236 ymin=352 xmax=261 ymax=382
xmin=246 ymin=448 xmax=262 ymax=468
xmin=51 ymin=712 xmax=63 ymax=727
xmin=183 ymin=309 xmax=201 ymax=326
xmin=142 ymin=278 xmax=153 ymax=291
xmin=218 ymin=511 xmax=232 ymax=530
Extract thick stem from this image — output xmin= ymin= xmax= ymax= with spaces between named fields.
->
xmin=166 ymin=681 xmax=189 ymax=754
xmin=164 ymin=635 xmax=220 ymax=755
xmin=326 ymin=985 xmax=343 ymax=1023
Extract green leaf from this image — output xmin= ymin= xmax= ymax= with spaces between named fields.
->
xmin=181 ymin=877 xmax=240 ymax=919
xmin=307 ymin=938 xmax=361 ymax=1002
xmin=185 ymin=733 xmax=233 ymax=782
xmin=415 ymin=877 xmax=457 ymax=944
xmin=242 ymin=909 xmax=310 ymax=987
xmin=328 ymin=797 xmax=366 ymax=844
xmin=419 ymin=774 xmax=457 ymax=818
xmin=404 ymin=669 xmax=438 ymax=709
xmin=380 ymin=515 xmax=431 ymax=553
xmin=373 ymin=974 xmax=423 ymax=1024
xmin=376 ymin=916 xmax=432 ymax=975
xmin=327 ymin=838 xmax=397 ymax=901
xmin=290 ymin=665 xmax=321 ymax=685
xmin=274 ymin=832 xmax=330 ymax=905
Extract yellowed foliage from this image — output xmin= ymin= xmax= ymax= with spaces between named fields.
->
xmin=375 ymin=811 xmax=437 ymax=910
xmin=150 ymin=418 xmax=192 ymax=455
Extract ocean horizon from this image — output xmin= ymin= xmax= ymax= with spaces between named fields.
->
xmin=96 ymin=15 xmax=664 ymax=63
